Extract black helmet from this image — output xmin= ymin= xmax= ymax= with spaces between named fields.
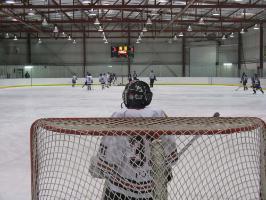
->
xmin=122 ymin=80 xmax=153 ymax=109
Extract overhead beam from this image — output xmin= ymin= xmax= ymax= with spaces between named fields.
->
xmin=160 ymin=0 xmax=198 ymax=32
xmin=1 ymin=19 xmax=265 ymax=25
xmin=1 ymin=4 xmax=266 ymax=9
xmin=0 ymin=29 xmax=240 ymax=33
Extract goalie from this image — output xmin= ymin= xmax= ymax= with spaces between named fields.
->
xmin=89 ymin=80 xmax=178 ymax=200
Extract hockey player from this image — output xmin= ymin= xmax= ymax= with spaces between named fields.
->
xmin=133 ymin=71 xmax=138 ymax=80
xmin=86 ymin=73 xmax=93 ymax=90
xmin=251 ymin=74 xmax=264 ymax=94
xmin=99 ymin=74 xmax=105 ymax=90
xmin=72 ymin=74 xmax=78 ymax=87
xmin=149 ymin=70 xmax=156 ymax=88
xmin=89 ymin=80 xmax=178 ymax=200
xmin=240 ymin=72 xmax=248 ymax=91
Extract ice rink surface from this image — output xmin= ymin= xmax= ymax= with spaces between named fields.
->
xmin=0 ymin=85 xmax=265 ymax=200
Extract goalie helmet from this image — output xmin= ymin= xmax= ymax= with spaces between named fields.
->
xmin=122 ymin=80 xmax=153 ymax=109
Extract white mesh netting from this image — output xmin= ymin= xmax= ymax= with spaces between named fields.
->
xmin=30 ymin=117 xmax=266 ymax=200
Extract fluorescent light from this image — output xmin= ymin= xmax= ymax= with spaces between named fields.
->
xmin=187 ymin=25 xmax=192 ymax=31
xmin=24 ymin=65 xmax=33 ymax=69
xmin=108 ymin=65 xmax=112 ymax=68
xmin=223 ymin=63 xmax=232 ymax=67
xmin=42 ymin=18 xmax=48 ymax=26
xmin=179 ymin=32 xmax=184 ymax=37
xmin=82 ymin=0 xmax=90 ymax=4
xmin=5 ymin=0 xmax=15 ymax=4
xmin=94 ymin=18 xmax=100 ymax=25
xmin=254 ymin=24 xmax=259 ymax=30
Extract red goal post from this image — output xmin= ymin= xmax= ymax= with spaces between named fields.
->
xmin=30 ymin=117 xmax=266 ymax=200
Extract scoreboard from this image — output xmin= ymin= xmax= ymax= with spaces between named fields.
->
xmin=111 ymin=45 xmax=134 ymax=58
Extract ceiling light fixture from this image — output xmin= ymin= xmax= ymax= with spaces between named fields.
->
xmin=5 ymin=33 xmax=9 ymax=39
xmin=179 ymin=32 xmax=184 ymax=37
xmin=98 ymin=26 xmax=103 ymax=32
xmin=13 ymin=35 xmax=18 ymax=41
xmin=142 ymin=26 xmax=148 ymax=32
xmin=230 ymin=32 xmax=234 ymax=38
xmin=173 ymin=34 xmax=178 ymax=41
xmin=73 ymin=40 xmax=76 ymax=44
xmin=212 ymin=10 xmax=220 ymax=16
xmin=28 ymin=9 xmax=35 ymax=16
xmin=68 ymin=35 xmax=72 ymax=40
xmin=187 ymin=25 xmax=192 ymax=32
xmin=42 ymin=18 xmax=48 ymax=26
xmin=136 ymin=40 xmax=140 ymax=44
xmin=89 ymin=8 xmax=97 ymax=16
xmin=240 ymin=28 xmax=245 ymax=34
xmin=146 ymin=17 xmax=152 ymax=25
xmin=254 ymin=24 xmax=259 ymax=30
xmin=104 ymin=40 xmax=108 ymax=44
xmin=38 ymin=38 xmax=42 ymax=44
xmin=53 ymin=25 xmax=59 ymax=33
xmin=94 ymin=18 xmax=100 ymax=25
xmin=222 ymin=35 xmax=226 ymax=40
xmin=198 ymin=17 xmax=205 ymax=25
xmin=138 ymin=35 xmax=142 ymax=41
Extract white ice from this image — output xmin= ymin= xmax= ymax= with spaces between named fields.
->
xmin=0 ymin=85 xmax=265 ymax=200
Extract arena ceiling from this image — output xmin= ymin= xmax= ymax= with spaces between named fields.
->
xmin=0 ymin=0 xmax=265 ymax=42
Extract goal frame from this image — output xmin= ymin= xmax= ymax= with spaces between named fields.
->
xmin=30 ymin=117 xmax=266 ymax=200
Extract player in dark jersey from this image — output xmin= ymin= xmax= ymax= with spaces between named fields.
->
xmin=240 ymin=72 xmax=248 ymax=91
xmin=251 ymin=74 xmax=264 ymax=94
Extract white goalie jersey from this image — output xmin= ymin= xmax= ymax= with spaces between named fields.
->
xmin=89 ymin=108 xmax=178 ymax=199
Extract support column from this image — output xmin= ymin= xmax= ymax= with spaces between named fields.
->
xmin=259 ymin=23 xmax=264 ymax=76
xmin=27 ymin=33 xmax=32 ymax=64
xmin=182 ymin=37 xmax=186 ymax=77
xmin=127 ymin=27 xmax=131 ymax=75
xmin=82 ymin=27 xmax=86 ymax=77
xmin=238 ymin=32 xmax=242 ymax=77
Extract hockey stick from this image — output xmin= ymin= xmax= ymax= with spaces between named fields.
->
xmin=235 ymin=85 xmax=242 ymax=91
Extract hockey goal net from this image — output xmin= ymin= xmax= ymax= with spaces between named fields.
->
xmin=31 ymin=117 xmax=266 ymax=200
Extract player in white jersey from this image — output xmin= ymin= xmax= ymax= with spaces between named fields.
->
xmin=86 ymin=73 xmax=93 ymax=90
xmin=89 ymin=80 xmax=178 ymax=200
